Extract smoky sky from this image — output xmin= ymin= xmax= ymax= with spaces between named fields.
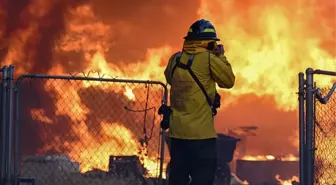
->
xmin=0 ymin=0 xmax=200 ymax=73
xmin=0 ymin=0 xmax=90 ymax=72
xmin=91 ymin=0 xmax=200 ymax=63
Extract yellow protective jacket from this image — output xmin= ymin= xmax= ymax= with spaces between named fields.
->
xmin=164 ymin=40 xmax=235 ymax=139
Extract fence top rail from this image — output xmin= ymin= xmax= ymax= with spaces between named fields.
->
xmin=16 ymin=74 xmax=165 ymax=85
xmin=314 ymin=69 xmax=336 ymax=76
xmin=0 ymin=66 xmax=8 ymax=72
xmin=0 ymin=65 xmax=15 ymax=72
xmin=15 ymin=74 xmax=168 ymax=104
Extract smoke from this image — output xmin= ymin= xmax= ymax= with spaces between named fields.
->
xmin=216 ymin=93 xmax=298 ymax=156
xmin=0 ymin=0 xmax=200 ymax=73
xmin=0 ymin=0 xmax=90 ymax=73
xmin=91 ymin=0 xmax=200 ymax=62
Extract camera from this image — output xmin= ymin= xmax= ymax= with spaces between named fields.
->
xmin=208 ymin=43 xmax=224 ymax=57
xmin=158 ymin=104 xmax=172 ymax=130
xmin=216 ymin=44 xmax=224 ymax=56
xmin=212 ymin=93 xmax=221 ymax=116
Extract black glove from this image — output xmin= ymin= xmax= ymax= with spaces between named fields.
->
xmin=214 ymin=44 xmax=224 ymax=57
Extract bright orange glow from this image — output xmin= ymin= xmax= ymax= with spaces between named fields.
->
xmin=198 ymin=0 xmax=335 ymax=111
xmin=124 ymin=86 xmax=136 ymax=101
xmin=275 ymin=174 xmax=299 ymax=185
xmin=241 ymin=154 xmax=299 ymax=161
xmin=4 ymin=0 xmax=336 ymax=180
xmin=31 ymin=109 xmax=53 ymax=125
xmin=241 ymin=155 xmax=275 ymax=161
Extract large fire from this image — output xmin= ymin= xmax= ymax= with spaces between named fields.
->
xmin=241 ymin=154 xmax=299 ymax=161
xmin=0 ymin=0 xmax=335 ymax=182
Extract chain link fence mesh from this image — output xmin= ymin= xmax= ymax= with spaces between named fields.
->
xmin=314 ymin=87 xmax=336 ymax=185
xmin=15 ymin=76 xmax=166 ymax=185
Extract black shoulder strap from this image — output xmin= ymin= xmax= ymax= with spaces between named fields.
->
xmin=186 ymin=56 xmax=213 ymax=107
xmin=170 ymin=52 xmax=182 ymax=78
xmin=171 ymin=52 xmax=213 ymax=107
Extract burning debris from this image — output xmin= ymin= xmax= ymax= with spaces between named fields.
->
xmin=21 ymin=154 xmax=80 ymax=174
xmin=21 ymin=154 xmax=79 ymax=185
xmin=20 ymin=154 xmax=156 ymax=185
xmin=236 ymin=158 xmax=299 ymax=185
xmin=19 ymin=154 xmax=149 ymax=185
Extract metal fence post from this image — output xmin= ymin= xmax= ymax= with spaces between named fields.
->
xmin=5 ymin=65 xmax=14 ymax=185
xmin=13 ymin=75 xmax=20 ymax=185
xmin=159 ymin=87 xmax=168 ymax=185
xmin=298 ymin=72 xmax=305 ymax=185
xmin=305 ymin=68 xmax=315 ymax=185
xmin=1 ymin=66 xmax=8 ymax=185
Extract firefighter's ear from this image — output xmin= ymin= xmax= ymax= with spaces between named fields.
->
xmin=206 ymin=41 xmax=216 ymax=51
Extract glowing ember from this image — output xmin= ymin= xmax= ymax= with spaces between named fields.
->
xmin=280 ymin=154 xmax=299 ymax=161
xmin=242 ymin=155 xmax=275 ymax=161
xmin=241 ymin=154 xmax=299 ymax=161
xmin=275 ymin=174 xmax=299 ymax=185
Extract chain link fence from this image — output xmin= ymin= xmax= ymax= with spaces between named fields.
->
xmin=314 ymin=88 xmax=336 ymax=185
xmin=14 ymin=75 xmax=167 ymax=185
xmin=299 ymin=68 xmax=336 ymax=185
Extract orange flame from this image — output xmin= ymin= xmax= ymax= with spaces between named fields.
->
xmin=124 ymin=86 xmax=136 ymax=101
xmin=241 ymin=154 xmax=299 ymax=161
xmin=275 ymin=174 xmax=299 ymax=185
xmin=198 ymin=0 xmax=336 ymax=110
xmin=31 ymin=109 xmax=52 ymax=125
xmin=28 ymin=70 xmax=163 ymax=176
xmin=5 ymin=0 xmax=336 ymax=180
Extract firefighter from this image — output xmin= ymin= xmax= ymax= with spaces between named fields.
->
xmin=163 ymin=19 xmax=235 ymax=185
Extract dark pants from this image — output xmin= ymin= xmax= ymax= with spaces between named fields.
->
xmin=168 ymin=138 xmax=217 ymax=185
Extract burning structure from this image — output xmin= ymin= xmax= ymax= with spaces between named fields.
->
xmin=236 ymin=157 xmax=299 ymax=184
xmin=0 ymin=0 xmax=335 ymax=184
